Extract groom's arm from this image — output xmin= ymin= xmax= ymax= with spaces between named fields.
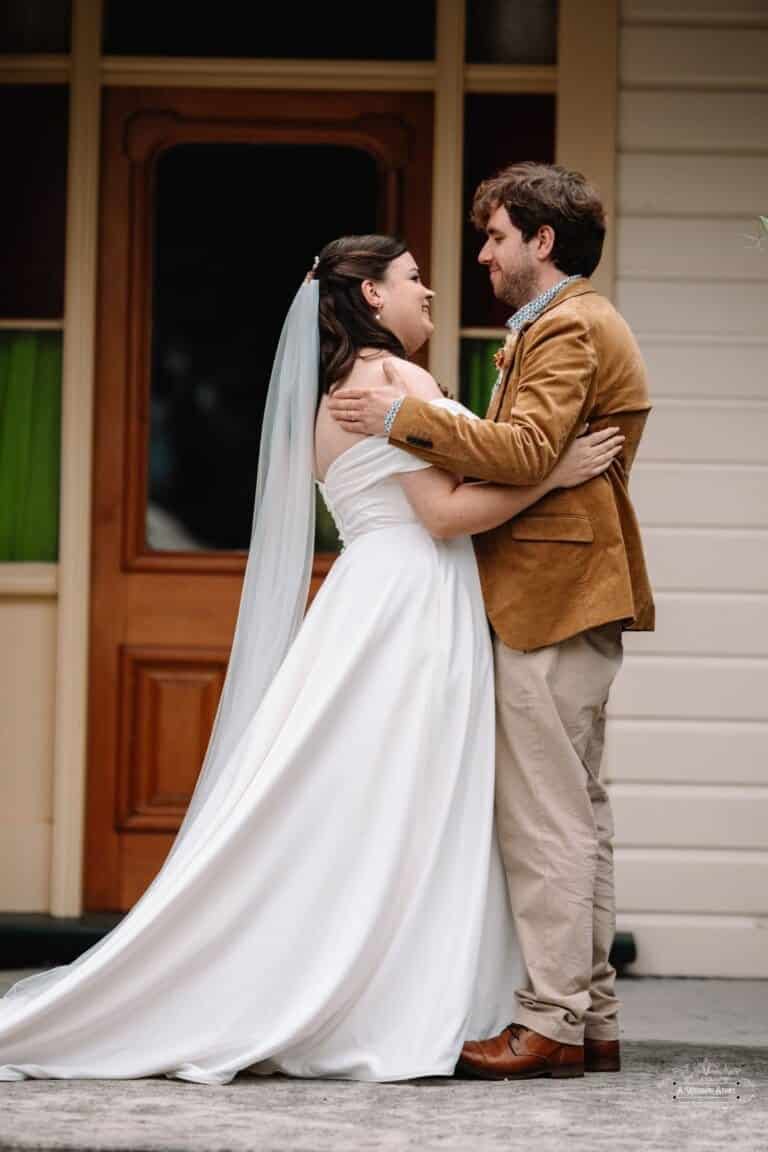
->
xmin=390 ymin=310 xmax=598 ymax=486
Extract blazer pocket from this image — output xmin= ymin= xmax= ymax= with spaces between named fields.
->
xmin=507 ymin=514 xmax=594 ymax=543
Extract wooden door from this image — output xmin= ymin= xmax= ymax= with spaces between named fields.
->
xmin=86 ymin=87 xmax=432 ymax=911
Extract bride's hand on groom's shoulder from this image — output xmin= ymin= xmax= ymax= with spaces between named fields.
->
xmin=549 ymin=426 xmax=625 ymax=490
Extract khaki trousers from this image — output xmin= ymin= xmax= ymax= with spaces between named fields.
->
xmin=493 ymin=622 xmax=623 ymax=1046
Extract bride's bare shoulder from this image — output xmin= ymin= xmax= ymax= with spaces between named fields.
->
xmin=382 ymin=357 xmax=443 ymax=401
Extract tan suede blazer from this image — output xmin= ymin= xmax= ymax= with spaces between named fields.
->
xmin=389 ymin=279 xmax=655 ymax=651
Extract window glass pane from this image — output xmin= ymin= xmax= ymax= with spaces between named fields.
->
xmin=0 ymin=331 xmax=61 ymax=562
xmin=104 ymin=1 xmax=435 ymax=59
xmin=460 ymin=338 xmax=501 ymax=416
xmin=461 ymin=94 xmax=556 ymax=330
xmin=466 ymin=0 xmax=557 ymax=65
xmin=0 ymin=0 xmax=70 ymax=53
xmin=0 ymin=86 xmax=68 ymax=319
xmin=147 ymin=143 xmax=379 ymax=555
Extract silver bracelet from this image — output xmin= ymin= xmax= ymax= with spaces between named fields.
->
xmin=383 ymin=396 xmax=405 ymax=436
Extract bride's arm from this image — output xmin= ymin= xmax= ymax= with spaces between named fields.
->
xmin=399 ymin=427 xmax=624 ymax=539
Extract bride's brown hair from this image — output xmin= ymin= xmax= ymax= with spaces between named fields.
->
xmin=313 ymin=235 xmax=408 ymax=394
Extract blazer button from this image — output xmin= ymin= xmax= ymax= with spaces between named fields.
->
xmin=406 ymin=435 xmax=433 ymax=448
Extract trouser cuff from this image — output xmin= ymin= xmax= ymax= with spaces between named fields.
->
xmin=513 ymin=1006 xmax=584 ymax=1048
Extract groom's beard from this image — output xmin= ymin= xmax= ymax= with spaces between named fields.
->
xmin=496 ymin=262 xmax=537 ymax=314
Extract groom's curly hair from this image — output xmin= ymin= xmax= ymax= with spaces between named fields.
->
xmin=312 ymin=235 xmax=408 ymax=394
xmin=471 ymin=162 xmax=606 ymax=277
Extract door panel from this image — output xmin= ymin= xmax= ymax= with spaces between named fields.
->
xmin=116 ymin=645 xmax=227 ymax=834
xmin=86 ymin=87 xmax=433 ymax=910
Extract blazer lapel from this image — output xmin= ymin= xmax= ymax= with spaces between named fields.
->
xmin=486 ymin=329 xmax=520 ymax=421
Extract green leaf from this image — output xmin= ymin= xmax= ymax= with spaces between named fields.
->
xmin=759 ymin=216 xmax=768 ymax=235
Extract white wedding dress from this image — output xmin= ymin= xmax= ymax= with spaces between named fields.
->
xmin=0 ymin=398 xmax=522 ymax=1084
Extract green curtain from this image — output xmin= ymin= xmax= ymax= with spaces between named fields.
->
xmin=0 ymin=331 xmax=61 ymax=561
xmin=460 ymin=338 xmax=501 ymax=416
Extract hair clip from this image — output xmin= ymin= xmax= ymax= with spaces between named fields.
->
xmin=305 ymin=255 xmax=321 ymax=284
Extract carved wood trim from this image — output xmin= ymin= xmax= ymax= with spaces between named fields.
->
xmin=116 ymin=644 xmax=228 ymax=833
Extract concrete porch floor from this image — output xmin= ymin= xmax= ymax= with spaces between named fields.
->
xmin=0 ymin=974 xmax=766 ymax=1152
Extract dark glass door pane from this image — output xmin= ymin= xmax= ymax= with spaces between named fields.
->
xmin=461 ymin=94 xmax=556 ymax=329
xmin=147 ymin=143 xmax=378 ymax=553
xmin=0 ymin=86 xmax=68 ymax=318
xmin=466 ymin=0 xmax=557 ymax=65
xmin=0 ymin=1 xmax=71 ymax=53
xmin=104 ymin=1 xmax=435 ymax=59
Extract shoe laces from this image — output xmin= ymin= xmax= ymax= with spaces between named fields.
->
xmin=506 ymin=1024 xmax=526 ymax=1053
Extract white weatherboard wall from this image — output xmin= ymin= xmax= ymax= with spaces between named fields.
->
xmin=0 ymin=572 xmax=58 ymax=911
xmin=608 ymin=0 xmax=768 ymax=976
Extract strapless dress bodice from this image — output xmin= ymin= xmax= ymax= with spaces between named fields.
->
xmin=316 ymin=397 xmax=475 ymax=546
xmin=317 ymin=440 xmax=427 ymax=545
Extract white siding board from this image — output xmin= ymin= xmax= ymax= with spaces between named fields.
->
xmin=618 ymin=155 xmax=768 ymax=218
xmin=621 ymin=27 xmax=768 ymax=90
xmin=615 ymin=849 xmax=768 ymax=914
xmin=608 ymin=656 xmax=768 ymax=720
xmin=638 ymin=339 xmax=768 ymax=400
xmin=623 ymin=0 xmax=768 ymax=27
xmin=604 ymin=720 xmax=768 ymax=784
xmin=626 ymin=593 xmax=768 ymax=657
xmin=643 ymin=528 xmax=768 ymax=593
xmin=618 ymin=218 xmax=768 ymax=282
xmin=615 ymin=914 xmax=768 ymax=978
xmin=630 ymin=464 xmax=768 ymax=528
xmin=617 ymin=281 xmax=767 ymax=338
xmin=638 ymin=400 xmax=768 ymax=464
xmin=612 ymin=783 xmax=768 ymax=848
xmin=619 ymin=91 xmax=768 ymax=152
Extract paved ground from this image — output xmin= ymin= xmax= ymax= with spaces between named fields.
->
xmin=0 ymin=974 xmax=766 ymax=1152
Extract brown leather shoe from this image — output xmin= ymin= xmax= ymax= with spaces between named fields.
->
xmin=584 ymin=1037 xmax=621 ymax=1072
xmin=456 ymin=1025 xmax=584 ymax=1080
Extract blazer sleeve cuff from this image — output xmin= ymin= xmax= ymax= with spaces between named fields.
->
xmin=387 ymin=396 xmax=433 ymax=448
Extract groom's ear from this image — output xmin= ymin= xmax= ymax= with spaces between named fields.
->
xmin=533 ymin=225 xmax=556 ymax=262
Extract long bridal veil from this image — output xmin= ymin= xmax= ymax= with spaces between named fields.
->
xmin=4 ymin=279 xmax=320 ymax=1004
xmin=168 ymin=278 xmax=319 ymax=853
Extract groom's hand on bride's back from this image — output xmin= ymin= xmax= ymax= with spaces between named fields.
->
xmin=328 ymin=359 xmax=408 ymax=436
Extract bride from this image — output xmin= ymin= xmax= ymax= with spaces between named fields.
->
xmin=0 ymin=235 xmax=622 ymax=1084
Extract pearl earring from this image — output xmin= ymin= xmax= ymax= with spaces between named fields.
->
xmin=375 ymin=312 xmax=382 ymax=322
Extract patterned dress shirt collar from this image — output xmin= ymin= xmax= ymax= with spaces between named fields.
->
xmin=506 ymin=274 xmax=582 ymax=333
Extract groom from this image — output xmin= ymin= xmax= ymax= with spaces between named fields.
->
xmin=329 ymin=162 xmax=654 ymax=1080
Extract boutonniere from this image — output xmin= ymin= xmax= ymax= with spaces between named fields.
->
xmin=500 ymin=331 xmax=519 ymax=367
xmin=491 ymin=333 xmax=517 ymax=392
xmin=491 ymin=337 xmax=511 ymax=394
